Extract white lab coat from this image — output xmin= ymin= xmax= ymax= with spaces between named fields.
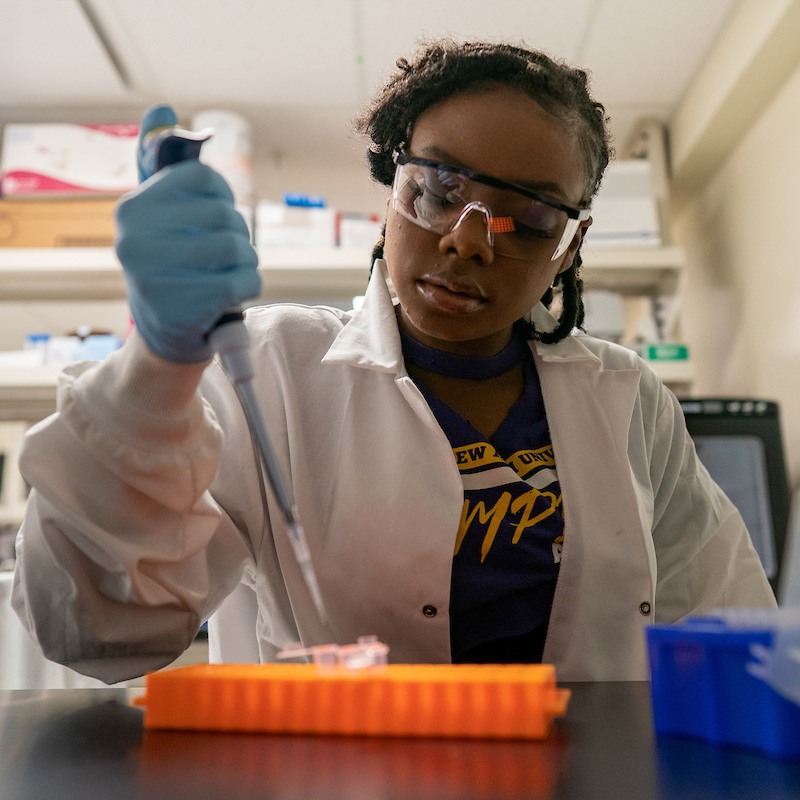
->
xmin=12 ymin=260 xmax=775 ymax=683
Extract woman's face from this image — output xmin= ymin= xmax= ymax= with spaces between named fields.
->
xmin=383 ymin=85 xmax=591 ymax=356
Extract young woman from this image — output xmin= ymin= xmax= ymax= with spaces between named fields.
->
xmin=12 ymin=41 xmax=774 ymax=683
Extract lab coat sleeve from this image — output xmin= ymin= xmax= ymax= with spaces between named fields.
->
xmin=11 ymin=332 xmax=254 ymax=683
xmin=646 ymin=380 xmax=777 ymax=620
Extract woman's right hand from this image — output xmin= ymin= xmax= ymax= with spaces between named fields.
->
xmin=115 ymin=105 xmax=260 ymax=364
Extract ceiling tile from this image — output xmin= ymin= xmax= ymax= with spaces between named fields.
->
xmin=0 ymin=0 xmax=127 ymax=104
xmin=0 ymin=0 xmax=742 ymax=182
xmin=580 ymin=0 xmax=738 ymax=105
xmin=358 ymin=0 xmax=597 ymax=105
xmin=90 ymin=0 xmax=362 ymax=106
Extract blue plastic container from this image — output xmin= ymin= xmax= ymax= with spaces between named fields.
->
xmin=647 ymin=615 xmax=800 ymax=760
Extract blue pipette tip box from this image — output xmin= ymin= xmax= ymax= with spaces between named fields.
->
xmin=647 ymin=615 xmax=800 ymax=760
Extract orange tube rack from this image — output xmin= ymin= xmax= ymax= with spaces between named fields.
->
xmin=133 ymin=662 xmax=570 ymax=739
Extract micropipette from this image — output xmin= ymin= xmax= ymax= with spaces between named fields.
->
xmin=141 ymin=124 xmax=327 ymax=623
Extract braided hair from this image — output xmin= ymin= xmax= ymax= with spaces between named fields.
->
xmin=356 ymin=39 xmax=613 ymax=344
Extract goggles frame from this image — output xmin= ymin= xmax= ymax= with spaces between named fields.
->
xmin=392 ymin=151 xmax=592 ymax=261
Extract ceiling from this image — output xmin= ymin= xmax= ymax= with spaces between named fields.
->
xmin=0 ymin=0 xmax=741 ymax=209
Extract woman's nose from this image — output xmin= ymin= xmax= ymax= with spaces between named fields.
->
xmin=437 ymin=202 xmax=495 ymax=265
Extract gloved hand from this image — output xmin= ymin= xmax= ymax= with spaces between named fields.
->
xmin=115 ymin=104 xmax=260 ymax=363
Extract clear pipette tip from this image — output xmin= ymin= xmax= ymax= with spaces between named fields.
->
xmin=287 ymin=519 xmax=328 ymax=624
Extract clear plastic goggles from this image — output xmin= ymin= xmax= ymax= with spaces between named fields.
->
xmin=391 ymin=152 xmax=591 ymax=262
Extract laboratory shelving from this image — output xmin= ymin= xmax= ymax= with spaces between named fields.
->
xmin=0 ymin=242 xmax=690 ymax=420
xmin=0 ymin=244 xmax=684 ymax=301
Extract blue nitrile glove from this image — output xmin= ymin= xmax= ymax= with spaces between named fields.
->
xmin=115 ymin=104 xmax=260 ymax=363
xmin=136 ymin=103 xmax=179 ymax=183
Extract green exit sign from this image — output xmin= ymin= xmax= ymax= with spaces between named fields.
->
xmin=642 ymin=343 xmax=690 ymax=361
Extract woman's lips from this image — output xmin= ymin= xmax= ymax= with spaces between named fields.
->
xmin=416 ymin=275 xmax=488 ymax=313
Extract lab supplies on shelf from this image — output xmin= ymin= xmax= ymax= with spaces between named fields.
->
xmin=0 ymin=123 xmax=138 ymax=197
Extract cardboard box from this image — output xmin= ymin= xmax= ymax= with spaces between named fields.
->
xmin=0 ymin=123 xmax=138 ymax=197
xmin=0 ymin=197 xmax=118 ymax=247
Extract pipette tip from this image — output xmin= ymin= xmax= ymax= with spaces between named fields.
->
xmin=288 ymin=520 xmax=328 ymax=625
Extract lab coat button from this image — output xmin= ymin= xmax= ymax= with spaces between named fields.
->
xmin=639 ymin=601 xmax=652 ymax=615
xmin=422 ymin=605 xmax=438 ymax=618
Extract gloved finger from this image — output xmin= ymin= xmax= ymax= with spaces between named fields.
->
xmin=160 ymin=199 xmax=252 ymax=238
xmin=137 ymin=103 xmax=179 ymax=183
xmin=127 ymin=264 xmax=261 ymax=357
xmin=138 ymin=262 xmax=260 ymax=317
xmin=218 ymin=264 xmax=263 ymax=308
xmin=187 ymin=232 xmax=259 ymax=275
xmin=174 ymin=197 xmax=252 ymax=239
xmin=132 ymin=159 xmax=236 ymax=206
xmin=116 ymin=187 xmax=248 ymax=237
xmin=120 ymin=227 xmax=258 ymax=278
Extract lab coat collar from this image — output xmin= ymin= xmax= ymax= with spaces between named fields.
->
xmin=321 ymin=260 xmax=404 ymax=373
xmin=322 ymin=259 xmax=603 ymax=370
xmin=527 ymin=304 xmax=602 ymax=365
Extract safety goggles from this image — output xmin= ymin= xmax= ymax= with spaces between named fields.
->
xmin=391 ymin=152 xmax=591 ymax=262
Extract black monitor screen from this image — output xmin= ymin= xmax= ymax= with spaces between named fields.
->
xmin=678 ymin=398 xmax=790 ymax=590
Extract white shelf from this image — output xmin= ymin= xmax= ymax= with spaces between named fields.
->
xmin=0 ymin=364 xmax=62 ymax=421
xmin=0 ymin=247 xmax=125 ymax=300
xmin=257 ymin=247 xmax=372 ymax=300
xmin=0 ymin=244 xmax=689 ymax=416
xmin=0 ymin=247 xmax=374 ymax=301
xmin=642 ymin=359 xmax=694 ymax=387
xmin=0 ymin=244 xmax=683 ymax=301
xmin=581 ymin=245 xmax=683 ymax=295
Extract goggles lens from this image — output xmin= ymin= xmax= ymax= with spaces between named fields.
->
xmin=391 ymin=154 xmax=588 ymax=262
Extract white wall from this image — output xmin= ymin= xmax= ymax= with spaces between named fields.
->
xmin=255 ymin=150 xmax=388 ymax=216
xmin=670 ymin=0 xmax=800 ymax=487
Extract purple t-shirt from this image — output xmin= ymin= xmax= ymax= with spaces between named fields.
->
xmin=411 ymin=346 xmax=564 ymax=663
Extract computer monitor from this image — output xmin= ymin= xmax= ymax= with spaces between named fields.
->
xmin=780 ymin=491 xmax=800 ymax=605
xmin=678 ymin=398 xmax=791 ymax=593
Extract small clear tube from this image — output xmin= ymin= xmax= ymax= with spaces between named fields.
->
xmin=277 ymin=635 xmax=389 ymax=672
